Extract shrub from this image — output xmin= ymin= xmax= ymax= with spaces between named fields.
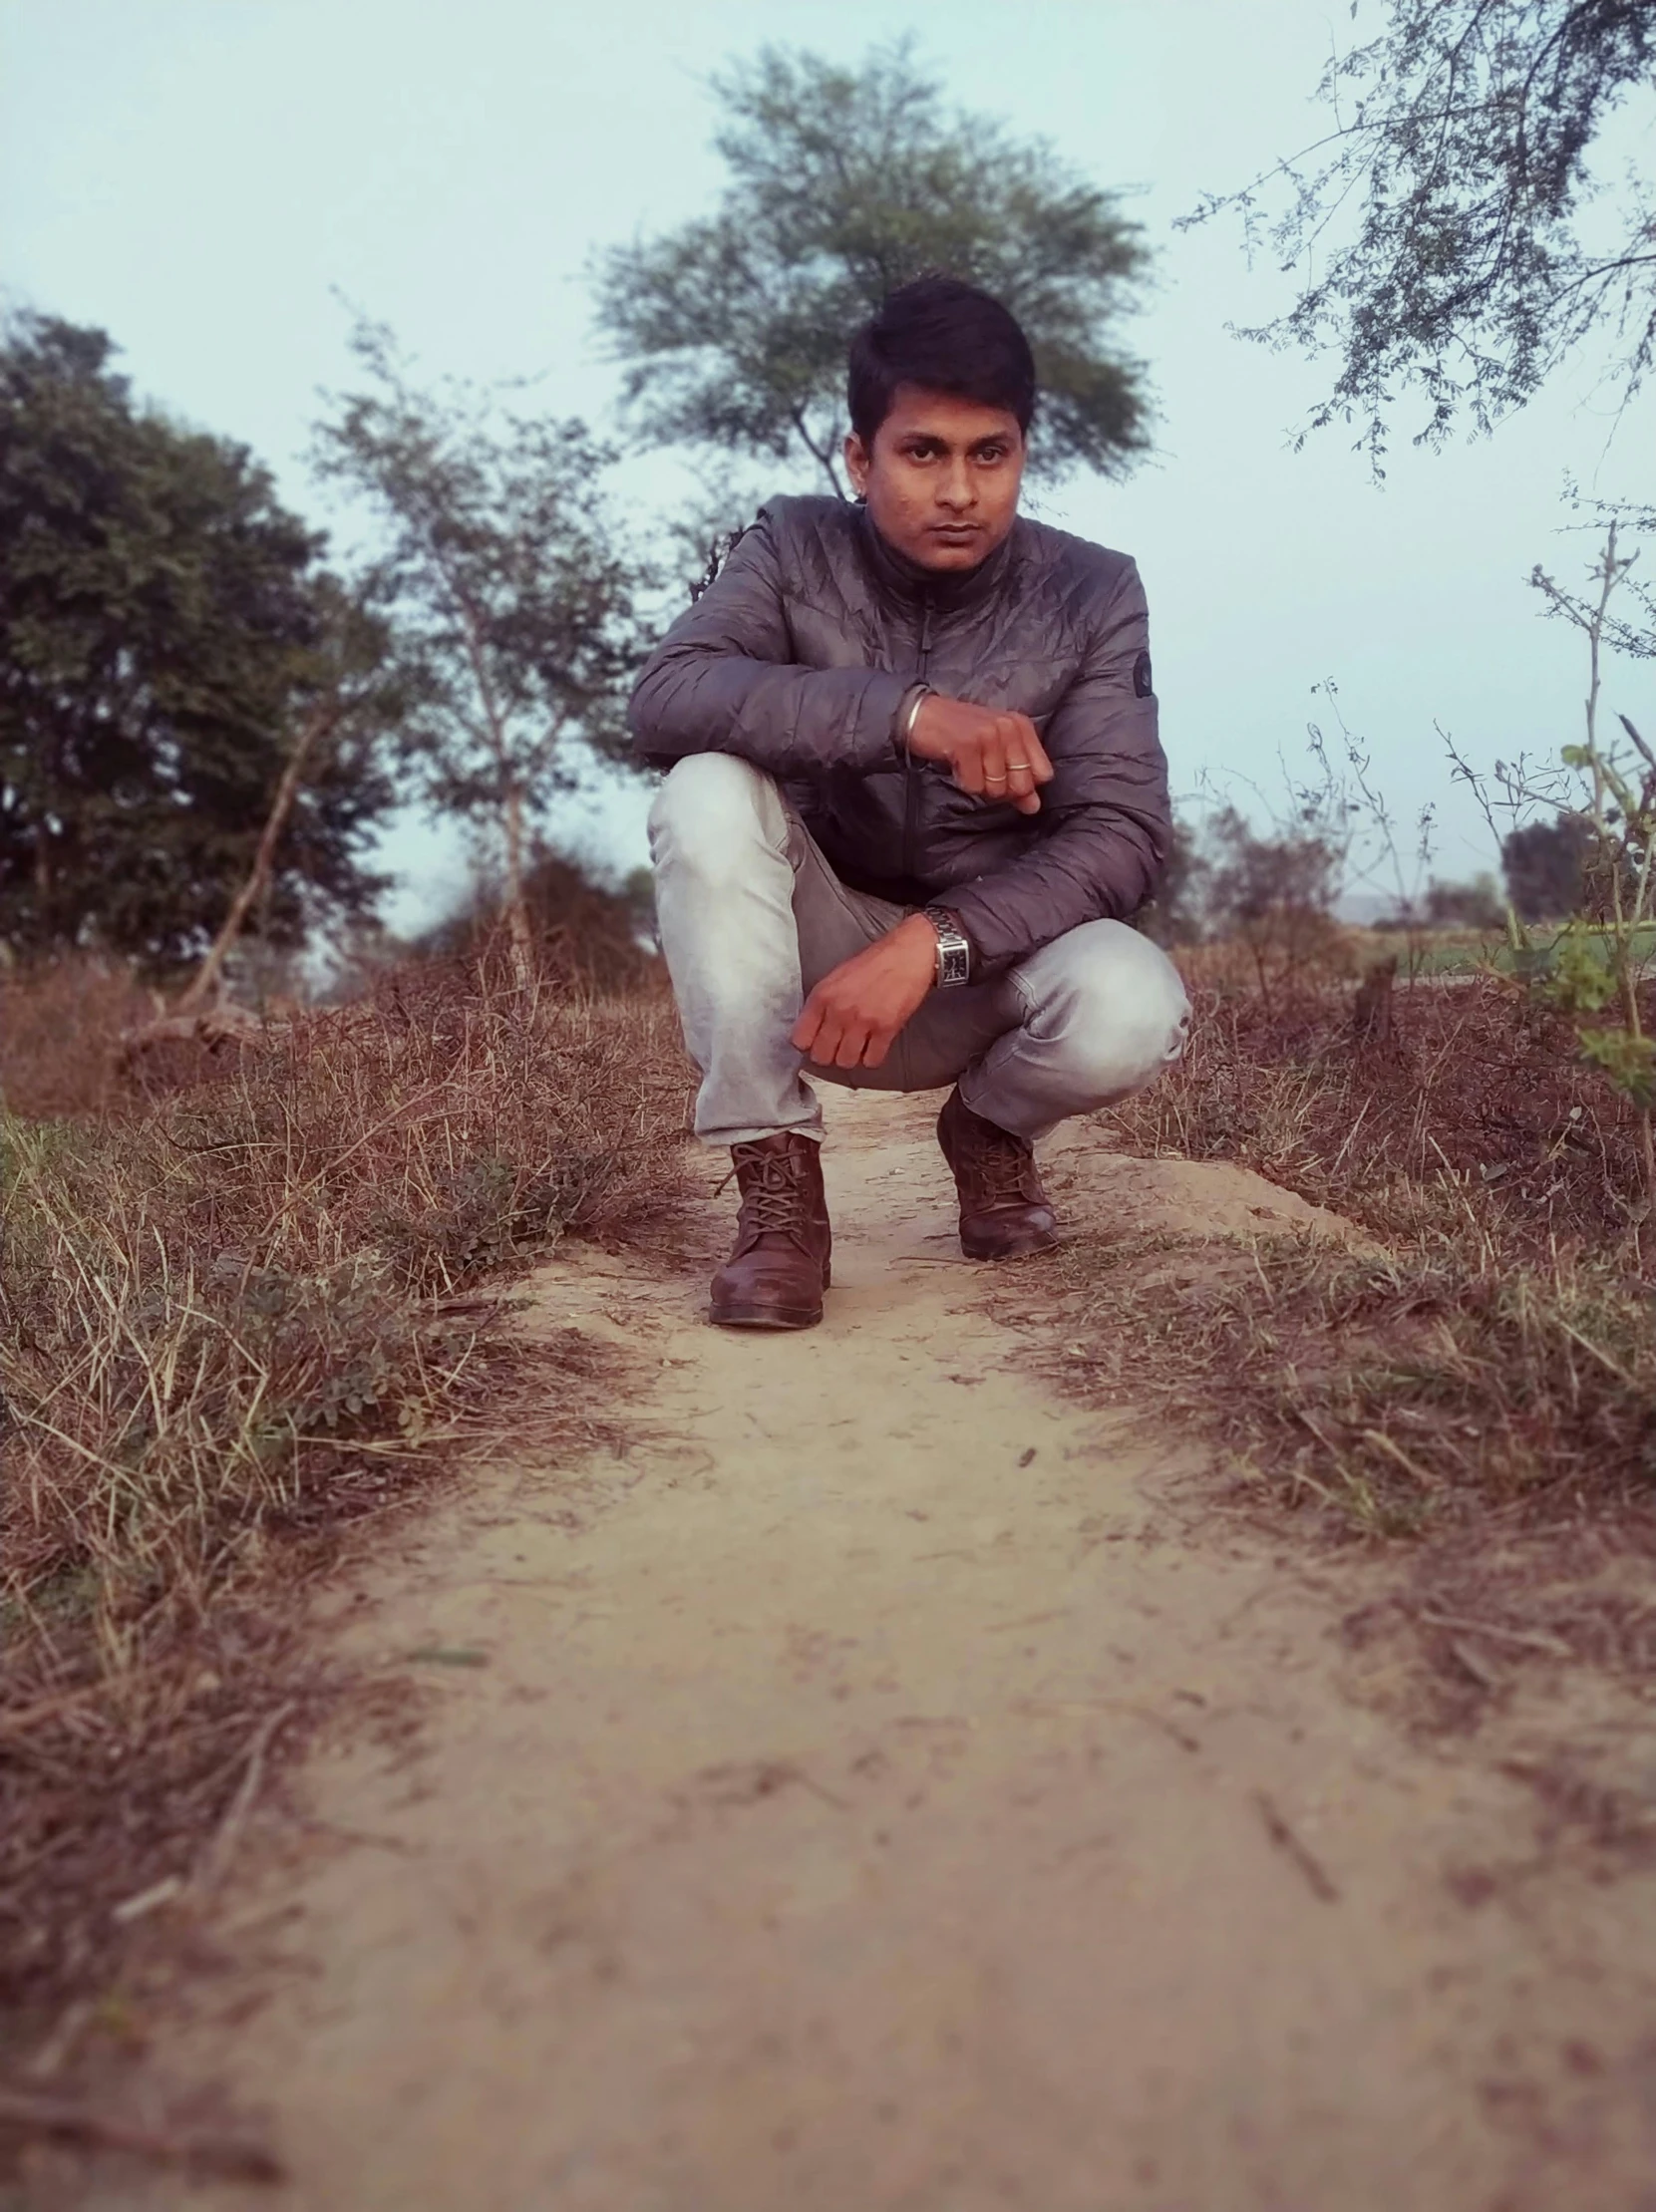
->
xmin=0 ymin=950 xmax=694 ymax=2015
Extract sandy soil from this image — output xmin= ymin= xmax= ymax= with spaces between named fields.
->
xmin=62 ymin=1092 xmax=1656 ymax=2210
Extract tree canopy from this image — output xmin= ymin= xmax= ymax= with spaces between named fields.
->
xmin=314 ymin=325 xmax=646 ymax=975
xmin=593 ymin=42 xmax=1151 ymax=496
xmin=1503 ymin=811 xmax=1593 ymax=918
xmin=0 ymin=314 xmax=393 ymax=968
xmin=1188 ymin=1 xmax=1656 ymax=458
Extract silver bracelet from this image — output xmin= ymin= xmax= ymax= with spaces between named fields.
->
xmin=898 ymin=683 xmax=933 ymax=749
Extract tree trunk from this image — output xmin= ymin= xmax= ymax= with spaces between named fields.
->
xmin=1351 ymin=955 xmax=1398 ymax=1055
xmin=500 ymin=780 xmax=534 ymax=989
xmin=175 ymin=703 xmax=336 ymax=1015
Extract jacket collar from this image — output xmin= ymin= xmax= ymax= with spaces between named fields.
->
xmin=853 ymin=502 xmax=1017 ymax=616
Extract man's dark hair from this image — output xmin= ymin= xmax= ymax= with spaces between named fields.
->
xmin=847 ymin=277 xmax=1037 ymax=445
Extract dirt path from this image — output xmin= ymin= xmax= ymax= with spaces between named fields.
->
xmin=77 ymin=1093 xmax=1656 ymax=2210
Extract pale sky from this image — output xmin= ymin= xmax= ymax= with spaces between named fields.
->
xmin=6 ymin=0 xmax=1654 ymax=931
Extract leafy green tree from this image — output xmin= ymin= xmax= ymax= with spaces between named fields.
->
xmin=593 ymin=41 xmax=1150 ymax=498
xmin=315 ymin=326 xmax=646 ymax=982
xmin=1189 ymin=2 xmax=1656 ymax=457
xmin=0 ymin=314 xmax=394 ymax=969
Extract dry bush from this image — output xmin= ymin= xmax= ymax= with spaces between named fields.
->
xmin=418 ymin=850 xmax=656 ymax=994
xmin=0 ymin=951 xmax=695 ymax=2021
xmin=0 ymin=959 xmax=158 ymax=1120
xmin=1110 ymin=974 xmax=1647 ymax=1256
xmin=1041 ymin=1227 xmax=1656 ymax=1541
xmin=1047 ymin=967 xmax=1656 ymax=1598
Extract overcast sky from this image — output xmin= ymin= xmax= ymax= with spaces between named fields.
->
xmin=7 ymin=0 xmax=1655 ymax=931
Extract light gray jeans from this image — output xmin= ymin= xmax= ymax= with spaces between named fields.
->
xmin=649 ymin=753 xmax=1190 ymax=1147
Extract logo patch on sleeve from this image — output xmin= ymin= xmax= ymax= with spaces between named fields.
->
xmin=1133 ymin=650 xmax=1154 ymax=699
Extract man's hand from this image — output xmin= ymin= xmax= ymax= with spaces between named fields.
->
xmin=907 ymin=696 xmax=1054 ymax=814
xmin=792 ymin=913 xmax=937 ymax=1070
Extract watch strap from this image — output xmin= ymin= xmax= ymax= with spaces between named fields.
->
xmin=923 ymin=905 xmax=972 ymax=988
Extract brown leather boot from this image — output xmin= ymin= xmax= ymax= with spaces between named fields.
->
xmin=709 ymin=1131 xmax=831 ymax=1330
xmin=936 ymin=1087 xmax=1059 ymax=1261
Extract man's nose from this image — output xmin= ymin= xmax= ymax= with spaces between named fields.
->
xmin=936 ymin=460 xmax=975 ymax=511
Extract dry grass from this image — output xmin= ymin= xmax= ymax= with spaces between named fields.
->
xmin=1041 ymin=1227 xmax=1656 ymax=1540
xmin=0 ymin=961 xmax=159 ymax=1121
xmin=0 ymin=951 xmax=695 ymax=2033
xmin=1031 ymin=966 xmax=1656 ymax=1696
xmin=1109 ymin=973 xmax=1648 ymax=1254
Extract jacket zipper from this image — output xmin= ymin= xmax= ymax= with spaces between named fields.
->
xmin=901 ymin=594 xmax=934 ymax=885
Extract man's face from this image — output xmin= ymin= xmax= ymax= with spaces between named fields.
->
xmin=844 ymin=386 xmax=1026 ymax=573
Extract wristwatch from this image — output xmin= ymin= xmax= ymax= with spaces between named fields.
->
xmin=923 ymin=906 xmax=972 ymax=988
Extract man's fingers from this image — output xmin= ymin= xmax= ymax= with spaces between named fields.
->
xmin=832 ymin=1020 xmax=873 ymax=1069
xmin=991 ymin=714 xmax=1049 ymax=813
xmin=996 ymin=714 xmax=1038 ymax=806
xmin=1017 ymin=716 xmax=1056 ymax=785
xmin=794 ymin=989 xmax=845 ymax=1064
xmin=807 ymin=1016 xmax=844 ymax=1065
xmin=978 ymin=719 xmax=1012 ymax=805
xmin=860 ymin=1027 xmax=894 ymax=1070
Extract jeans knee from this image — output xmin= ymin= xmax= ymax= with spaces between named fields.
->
xmin=1033 ymin=923 xmax=1190 ymax=1098
xmin=648 ymin=754 xmax=780 ymax=880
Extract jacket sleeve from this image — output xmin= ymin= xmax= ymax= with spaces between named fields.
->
xmin=628 ymin=509 xmax=908 ymax=777
xmin=944 ymin=559 xmax=1169 ymax=975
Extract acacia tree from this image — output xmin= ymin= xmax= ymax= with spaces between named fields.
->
xmin=1188 ymin=2 xmax=1656 ymax=458
xmin=315 ymin=326 xmax=645 ymax=982
xmin=0 ymin=314 xmax=393 ymax=969
xmin=593 ymin=41 xmax=1151 ymax=499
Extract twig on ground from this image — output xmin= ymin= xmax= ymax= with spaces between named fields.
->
xmin=196 ymin=1703 xmax=295 ymax=1893
xmin=1416 ymin=1609 xmax=1572 ymax=1657
xmin=0 ymin=2086 xmax=283 ymax=2182
xmin=1253 ymin=1790 xmax=1340 ymax=1903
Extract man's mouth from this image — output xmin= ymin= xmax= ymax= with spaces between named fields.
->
xmin=929 ymin=522 xmax=981 ymax=540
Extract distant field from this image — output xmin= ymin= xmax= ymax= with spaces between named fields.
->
xmin=1377 ymin=924 xmax=1656 ymax=979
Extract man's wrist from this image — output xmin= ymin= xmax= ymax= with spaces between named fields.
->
xmin=892 ymin=682 xmax=933 ymax=755
xmin=921 ymin=905 xmax=972 ymax=987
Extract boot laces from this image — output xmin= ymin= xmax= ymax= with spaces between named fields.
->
xmin=956 ymin=1116 xmax=1042 ymax=1206
xmin=730 ymin=1148 xmax=816 ymax=1244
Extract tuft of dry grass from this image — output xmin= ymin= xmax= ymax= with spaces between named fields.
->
xmin=1031 ymin=963 xmax=1656 ymax=1696
xmin=1107 ymin=974 xmax=1648 ymax=1256
xmin=0 ymin=960 xmax=159 ymax=1121
xmin=1039 ymin=1227 xmax=1656 ymax=1541
xmin=0 ymin=951 xmax=695 ymax=2028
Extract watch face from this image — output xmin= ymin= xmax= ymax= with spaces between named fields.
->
xmin=924 ymin=908 xmax=969 ymax=984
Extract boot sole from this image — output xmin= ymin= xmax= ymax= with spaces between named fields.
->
xmin=709 ymin=1302 xmax=824 ymax=1330
xmin=960 ymin=1226 xmax=1061 ymax=1262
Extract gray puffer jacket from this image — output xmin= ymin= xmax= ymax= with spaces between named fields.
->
xmin=627 ymin=494 xmax=1169 ymax=975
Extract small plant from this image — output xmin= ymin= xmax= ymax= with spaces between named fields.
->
xmin=1531 ymin=524 xmax=1656 ymax=1209
xmin=1444 ymin=517 xmax=1656 ymax=1234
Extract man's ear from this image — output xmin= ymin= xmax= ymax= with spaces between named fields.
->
xmin=843 ymin=430 xmax=869 ymax=498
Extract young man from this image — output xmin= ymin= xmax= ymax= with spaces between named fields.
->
xmin=631 ymin=276 xmax=1188 ymax=1330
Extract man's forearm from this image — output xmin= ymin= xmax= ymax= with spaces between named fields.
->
xmin=943 ymin=813 xmax=1164 ymax=974
xmin=629 ymin=647 xmax=908 ymax=778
